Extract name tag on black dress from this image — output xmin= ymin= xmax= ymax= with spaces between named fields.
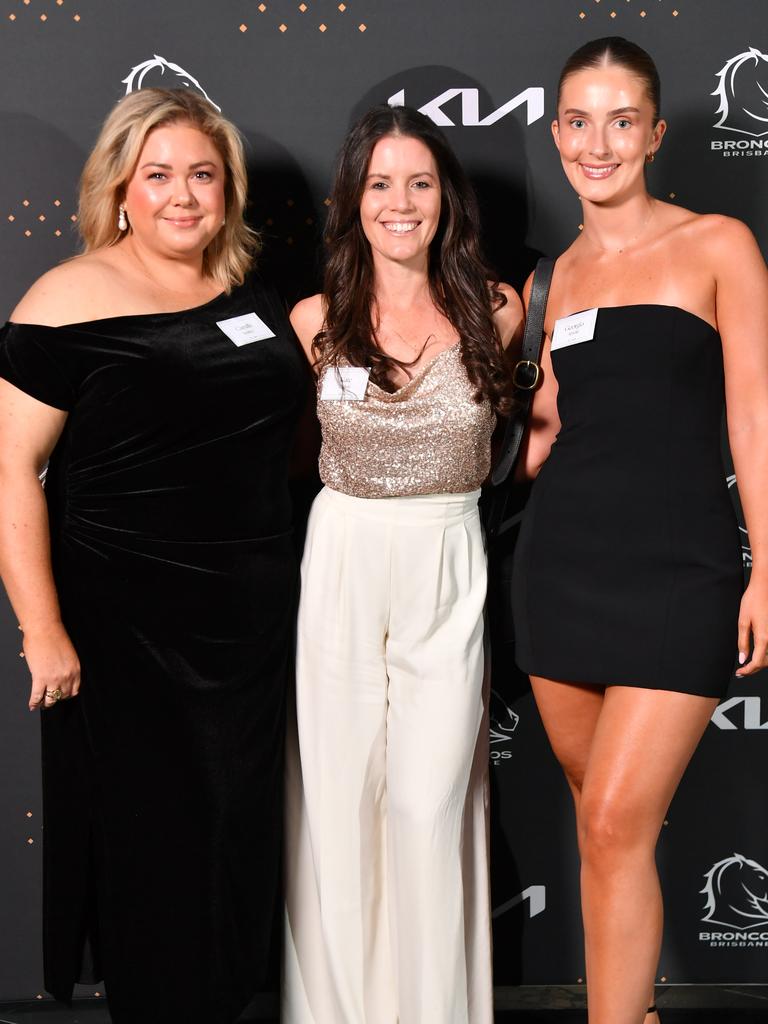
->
xmin=216 ymin=312 xmax=276 ymax=346
xmin=551 ymin=308 xmax=598 ymax=351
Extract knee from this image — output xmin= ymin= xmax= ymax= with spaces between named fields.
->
xmin=578 ymin=797 xmax=653 ymax=873
xmin=387 ymin=777 xmax=460 ymax=833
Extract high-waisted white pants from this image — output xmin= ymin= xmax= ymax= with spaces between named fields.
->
xmin=284 ymin=487 xmax=492 ymax=1024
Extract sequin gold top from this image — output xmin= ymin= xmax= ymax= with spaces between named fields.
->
xmin=317 ymin=343 xmax=495 ymax=498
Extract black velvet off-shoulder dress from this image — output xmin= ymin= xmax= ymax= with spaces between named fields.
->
xmin=0 ymin=275 xmax=305 ymax=1023
xmin=512 ymin=305 xmax=744 ymax=698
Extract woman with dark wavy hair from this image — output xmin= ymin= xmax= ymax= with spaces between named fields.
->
xmin=283 ymin=104 xmax=522 ymax=1023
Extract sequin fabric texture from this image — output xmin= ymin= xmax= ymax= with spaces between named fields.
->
xmin=317 ymin=343 xmax=495 ymax=497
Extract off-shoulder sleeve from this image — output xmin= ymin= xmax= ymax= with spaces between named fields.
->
xmin=0 ymin=322 xmax=77 ymax=411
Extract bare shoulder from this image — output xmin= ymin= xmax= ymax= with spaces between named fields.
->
xmin=289 ymin=293 xmax=325 ymax=359
xmin=10 ymin=253 xmax=122 ymax=327
xmin=521 ymin=271 xmax=535 ymax=307
xmin=675 ymin=209 xmax=759 ymax=253
xmin=491 ymin=281 xmax=524 ymax=349
xmin=521 ymin=251 xmax=566 ymax=309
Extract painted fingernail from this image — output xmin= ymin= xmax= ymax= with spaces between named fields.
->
xmin=738 ymin=651 xmax=747 ymax=665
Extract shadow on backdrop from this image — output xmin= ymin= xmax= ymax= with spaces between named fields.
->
xmin=242 ymin=131 xmax=322 ymax=307
xmin=349 ymin=66 xmax=542 ymax=292
xmin=0 ymin=112 xmax=85 ymax=318
xmin=655 ymin=105 xmax=766 ymax=239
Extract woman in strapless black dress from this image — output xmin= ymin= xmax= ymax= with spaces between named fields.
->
xmin=511 ymin=38 xmax=768 ymax=1024
xmin=0 ymin=90 xmax=304 ymax=1024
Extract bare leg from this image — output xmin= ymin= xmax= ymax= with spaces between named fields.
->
xmin=531 ymin=678 xmax=717 ymax=1024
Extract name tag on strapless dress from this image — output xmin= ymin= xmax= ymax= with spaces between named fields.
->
xmin=551 ymin=308 xmax=598 ymax=351
xmin=216 ymin=312 xmax=276 ymax=346
xmin=320 ymin=366 xmax=371 ymax=401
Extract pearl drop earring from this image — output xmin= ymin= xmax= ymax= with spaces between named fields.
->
xmin=118 ymin=204 xmax=128 ymax=231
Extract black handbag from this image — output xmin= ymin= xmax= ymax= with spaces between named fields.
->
xmin=482 ymin=256 xmax=555 ymax=643
xmin=484 ymin=256 xmax=555 ymax=541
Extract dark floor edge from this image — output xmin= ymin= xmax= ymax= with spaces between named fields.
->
xmin=2 ymin=984 xmax=767 ymax=1013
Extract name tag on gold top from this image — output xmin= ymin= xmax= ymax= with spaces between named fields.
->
xmin=320 ymin=366 xmax=371 ymax=401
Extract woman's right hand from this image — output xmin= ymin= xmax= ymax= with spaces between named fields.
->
xmin=22 ymin=622 xmax=81 ymax=711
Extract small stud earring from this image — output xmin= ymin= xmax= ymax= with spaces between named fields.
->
xmin=118 ymin=204 xmax=128 ymax=231
xmin=646 ymin=151 xmax=655 ymax=164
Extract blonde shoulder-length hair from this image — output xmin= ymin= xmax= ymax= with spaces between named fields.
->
xmin=78 ymin=88 xmax=259 ymax=292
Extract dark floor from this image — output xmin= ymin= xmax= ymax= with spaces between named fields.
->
xmin=1 ymin=986 xmax=766 ymax=1022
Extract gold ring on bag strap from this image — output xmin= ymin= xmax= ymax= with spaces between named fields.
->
xmin=512 ymin=359 xmax=541 ymax=390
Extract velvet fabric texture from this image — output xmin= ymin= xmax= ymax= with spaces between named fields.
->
xmin=512 ymin=305 xmax=743 ymax=697
xmin=0 ymin=275 xmax=306 ymax=1023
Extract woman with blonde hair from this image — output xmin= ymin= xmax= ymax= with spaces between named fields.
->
xmin=0 ymin=88 xmax=305 ymax=1023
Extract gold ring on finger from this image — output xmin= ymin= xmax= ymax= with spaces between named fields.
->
xmin=45 ymin=688 xmax=63 ymax=702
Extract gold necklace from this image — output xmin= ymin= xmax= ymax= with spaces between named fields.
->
xmin=389 ymin=329 xmax=438 ymax=360
xmin=584 ymin=201 xmax=656 ymax=255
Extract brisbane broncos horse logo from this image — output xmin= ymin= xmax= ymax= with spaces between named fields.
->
xmin=122 ymin=55 xmax=221 ymax=111
xmin=489 ymin=689 xmax=519 ymax=745
xmin=712 ymin=47 xmax=768 ymax=137
xmin=701 ymin=853 xmax=768 ymax=930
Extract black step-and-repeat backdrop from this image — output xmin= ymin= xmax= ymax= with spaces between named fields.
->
xmin=1 ymin=0 xmax=766 ymax=1002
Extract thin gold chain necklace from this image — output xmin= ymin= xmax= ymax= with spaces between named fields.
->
xmin=583 ymin=201 xmax=656 ymax=255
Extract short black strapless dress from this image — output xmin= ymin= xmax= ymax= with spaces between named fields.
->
xmin=512 ymin=305 xmax=743 ymax=698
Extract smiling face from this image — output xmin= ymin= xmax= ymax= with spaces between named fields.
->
xmin=553 ymin=63 xmax=666 ymax=205
xmin=359 ymin=134 xmax=442 ymax=269
xmin=122 ymin=122 xmax=227 ymax=259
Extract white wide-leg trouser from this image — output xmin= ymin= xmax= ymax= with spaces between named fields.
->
xmin=284 ymin=487 xmax=492 ymax=1024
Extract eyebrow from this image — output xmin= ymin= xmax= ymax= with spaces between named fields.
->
xmin=563 ymin=106 xmax=640 ymax=116
xmin=365 ymin=171 xmax=437 ymax=180
xmin=139 ymin=160 xmax=217 ymax=170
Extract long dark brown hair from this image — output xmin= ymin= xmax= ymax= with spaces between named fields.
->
xmin=558 ymin=37 xmax=661 ymax=125
xmin=313 ymin=104 xmax=511 ymax=414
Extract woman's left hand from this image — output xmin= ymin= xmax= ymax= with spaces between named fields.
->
xmin=736 ymin=576 xmax=768 ymax=676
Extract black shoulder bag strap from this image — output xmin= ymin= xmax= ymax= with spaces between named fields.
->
xmin=485 ymin=256 xmax=555 ymax=539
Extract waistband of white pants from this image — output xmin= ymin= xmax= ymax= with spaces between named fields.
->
xmin=317 ymin=486 xmax=481 ymax=525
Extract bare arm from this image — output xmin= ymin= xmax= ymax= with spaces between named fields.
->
xmin=289 ymin=294 xmax=326 ymax=371
xmin=493 ymin=282 xmax=524 ymax=352
xmin=1 ymin=258 xmax=134 ymax=707
xmin=514 ymin=272 xmax=561 ymax=480
xmin=0 ymin=383 xmax=80 ymax=710
xmin=716 ymin=218 xmax=768 ymax=676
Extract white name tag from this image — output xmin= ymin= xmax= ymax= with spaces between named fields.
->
xmin=216 ymin=312 xmax=276 ymax=346
xmin=320 ymin=366 xmax=371 ymax=401
xmin=551 ymin=308 xmax=599 ymax=351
